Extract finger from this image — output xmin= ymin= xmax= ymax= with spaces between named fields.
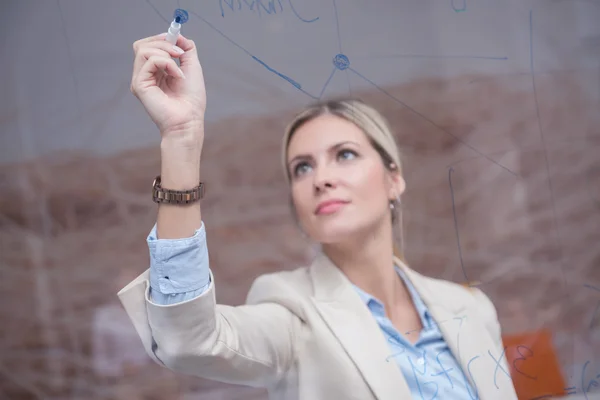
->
xmin=174 ymin=34 xmax=200 ymax=67
xmin=138 ymin=40 xmax=187 ymax=58
xmin=138 ymin=55 xmax=185 ymax=83
xmin=132 ymin=32 xmax=168 ymax=52
xmin=136 ymin=40 xmax=184 ymax=63
xmin=174 ymin=33 xmax=195 ymax=52
xmin=132 ymin=40 xmax=186 ymax=80
xmin=133 ymin=48 xmax=178 ymax=79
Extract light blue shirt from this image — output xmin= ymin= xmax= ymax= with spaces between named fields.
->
xmin=147 ymin=222 xmax=477 ymax=399
xmin=353 ymin=268 xmax=477 ymax=399
xmin=147 ymin=222 xmax=211 ymax=305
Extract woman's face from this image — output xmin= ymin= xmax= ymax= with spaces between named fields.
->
xmin=286 ymin=114 xmax=405 ymax=244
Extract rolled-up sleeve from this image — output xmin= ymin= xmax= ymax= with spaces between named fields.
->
xmin=147 ymin=221 xmax=212 ymax=305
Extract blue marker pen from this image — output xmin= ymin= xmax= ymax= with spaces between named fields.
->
xmin=165 ymin=9 xmax=189 ymax=45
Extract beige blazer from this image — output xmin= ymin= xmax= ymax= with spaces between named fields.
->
xmin=118 ymin=253 xmax=518 ymax=400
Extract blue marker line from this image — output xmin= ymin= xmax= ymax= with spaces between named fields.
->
xmin=319 ymin=66 xmax=337 ymax=99
xmin=447 ymin=136 xmax=598 ymax=171
xmin=590 ymin=301 xmax=600 ymax=330
xmin=220 ymin=0 xmax=246 ymax=17
xmin=332 ymin=0 xmax=342 ymax=53
xmin=582 ymin=360 xmax=592 ymax=399
xmin=448 ymin=167 xmax=469 ymax=284
xmin=453 ymin=316 xmax=466 ymax=365
xmin=465 ymin=356 xmax=480 ymax=400
xmin=145 ymin=0 xmax=170 ymax=23
xmin=488 ymin=347 xmax=514 ymax=389
xmin=564 ymin=387 xmax=577 ymax=395
xmin=431 ymin=350 xmax=455 ymax=388
xmin=185 ymin=8 xmax=318 ymax=99
xmin=251 ymin=56 xmax=301 ymax=89
xmin=584 ymin=284 xmax=600 ymax=293
xmin=287 ymin=0 xmax=319 ymax=23
xmin=187 ymin=8 xmax=253 ymax=56
xmin=348 ymin=66 xmax=518 ymax=176
xmin=258 ymin=0 xmax=284 ymax=18
xmin=249 ymin=54 xmax=317 ymax=99
xmin=219 ymin=0 xmax=317 ymax=23
xmin=530 ymin=10 xmax=576 ymax=375
xmin=530 ymin=7 xmax=570 ymax=304
xmin=513 ymin=345 xmax=537 ymax=380
xmin=452 ymin=0 xmax=467 ymax=12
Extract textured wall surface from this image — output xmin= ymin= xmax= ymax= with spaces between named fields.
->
xmin=1 ymin=71 xmax=599 ymax=398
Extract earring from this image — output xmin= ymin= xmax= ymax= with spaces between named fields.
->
xmin=390 ymin=195 xmax=401 ymax=210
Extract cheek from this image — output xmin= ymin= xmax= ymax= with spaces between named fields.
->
xmin=348 ymin=162 xmax=387 ymax=202
xmin=291 ymin=182 xmax=313 ymax=216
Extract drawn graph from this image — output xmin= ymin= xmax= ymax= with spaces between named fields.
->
xmin=146 ymin=0 xmax=515 ymax=177
xmin=142 ymin=0 xmax=521 ymax=288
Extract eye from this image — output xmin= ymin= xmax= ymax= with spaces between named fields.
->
xmin=338 ymin=149 xmax=357 ymax=161
xmin=293 ymin=161 xmax=312 ymax=177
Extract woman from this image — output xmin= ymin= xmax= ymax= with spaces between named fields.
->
xmin=119 ymin=32 xmax=518 ymax=399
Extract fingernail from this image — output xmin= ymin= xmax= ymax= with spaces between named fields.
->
xmin=178 ymin=68 xmax=186 ymax=79
xmin=173 ymin=45 xmax=185 ymax=55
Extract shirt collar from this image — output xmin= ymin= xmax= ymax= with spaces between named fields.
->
xmin=352 ymin=265 xmax=432 ymax=328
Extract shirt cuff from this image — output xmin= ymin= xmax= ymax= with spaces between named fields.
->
xmin=147 ymin=222 xmax=211 ymax=295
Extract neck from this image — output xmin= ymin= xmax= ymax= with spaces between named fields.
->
xmin=322 ymin=221 xmax=411 ymax=312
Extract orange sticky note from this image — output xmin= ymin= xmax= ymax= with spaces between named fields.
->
xmin=502 ymin=329 xmax=566 ymax=399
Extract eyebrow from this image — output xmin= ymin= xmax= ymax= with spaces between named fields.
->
xmin=288 ymin=140 xmax=360 ymax=167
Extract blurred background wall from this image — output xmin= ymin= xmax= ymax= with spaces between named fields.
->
xmin=0 ymin=0 xmax=599 ymax=399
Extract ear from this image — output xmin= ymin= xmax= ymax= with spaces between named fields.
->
xmin=387 ymin=169 xmax=406 ymax=199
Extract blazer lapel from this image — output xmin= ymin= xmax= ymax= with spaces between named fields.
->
xmin=309 ymin=253 xmax=412 ymax=400
xmin=399 ymin=262 xmax=504 ymax=400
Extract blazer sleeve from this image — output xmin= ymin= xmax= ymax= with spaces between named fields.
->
xmin=117 ymin=268 xmax=302 ymax=388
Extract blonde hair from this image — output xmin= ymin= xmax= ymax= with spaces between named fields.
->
xmin=281 ymin=98 xmax=406 ymax=262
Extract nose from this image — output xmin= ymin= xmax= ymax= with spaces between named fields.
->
xmin=313 ymin=165 xmax=336 ymax=194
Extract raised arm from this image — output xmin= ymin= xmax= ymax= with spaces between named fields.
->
xmin=120 ymin=31 xmax=301 ymax=387
xmin=129 ymin=31 xmax=208 ymax=305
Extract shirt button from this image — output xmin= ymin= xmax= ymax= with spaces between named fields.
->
xmin=417 ymin=357 xmax=425 ymax=365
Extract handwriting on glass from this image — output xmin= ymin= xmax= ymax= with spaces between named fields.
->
xmin=385 ymin=317 xmax=598 ymax=399
xmin=219 ymin=0 xmax=319 ymax=23
xmin=582 ymin=361 xmax=600 ymax=400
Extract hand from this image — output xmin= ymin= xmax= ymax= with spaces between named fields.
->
xmin=130 ymin=32 xmax=206 ymax=139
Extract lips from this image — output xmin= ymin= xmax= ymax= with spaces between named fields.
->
xmin=315 ymin=199 xmax=349 ymax=215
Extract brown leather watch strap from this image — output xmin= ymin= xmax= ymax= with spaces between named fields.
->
xmin=152 ymin=176 xmax=205 ymax=205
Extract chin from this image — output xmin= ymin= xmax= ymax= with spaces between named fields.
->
xmin=309 ymin=218 xmax=368 ymax=245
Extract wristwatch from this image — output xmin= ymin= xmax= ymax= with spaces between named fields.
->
xmin=152 ymin=175 xmax=205 ymax=205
